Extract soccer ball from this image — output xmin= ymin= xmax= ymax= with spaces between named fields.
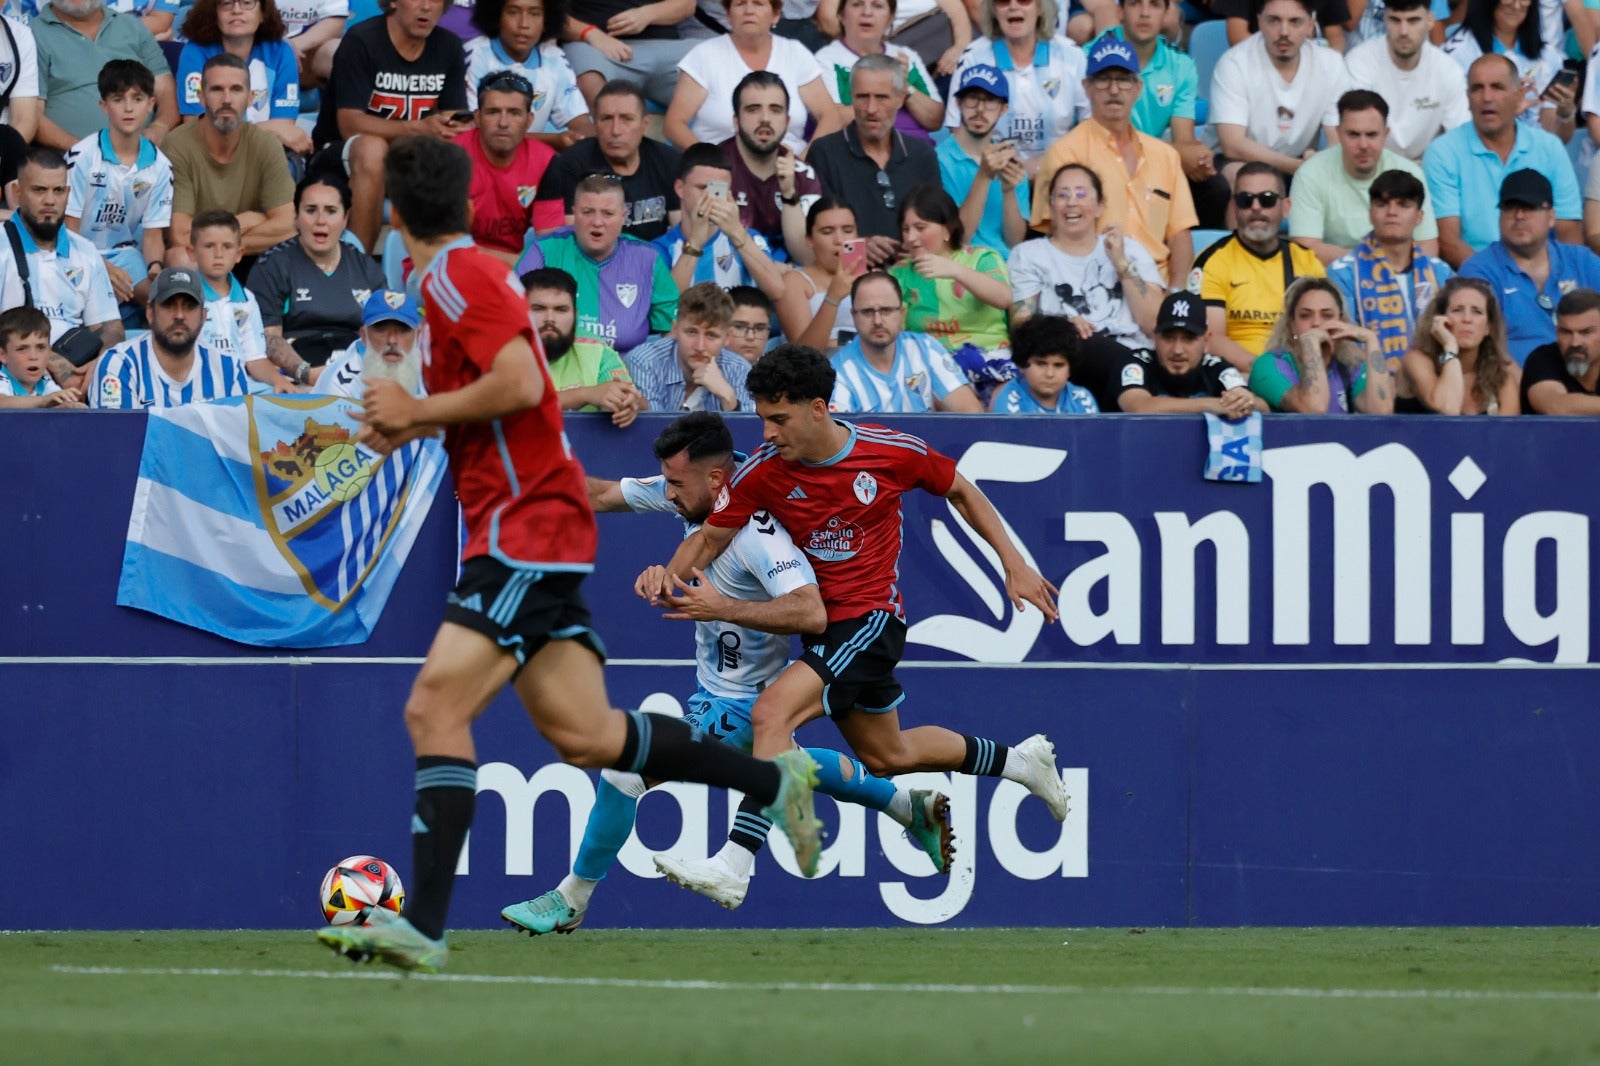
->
xmin=320 ymin=855 xmax=405 ymax=926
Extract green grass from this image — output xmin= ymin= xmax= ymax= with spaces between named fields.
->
xmin=4 ymin=928 xmax=1600 ymax=1064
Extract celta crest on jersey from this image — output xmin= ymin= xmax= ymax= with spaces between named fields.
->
xmin=853 ymin=471 xmax=878 ymax=505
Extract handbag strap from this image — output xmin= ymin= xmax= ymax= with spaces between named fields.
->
xmin=5 ymin=217 xmax=32 ymax=309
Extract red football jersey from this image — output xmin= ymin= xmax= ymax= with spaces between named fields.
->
xmin=708 ymin=422 xmax=957 ymax=623
xmin=418 ymin=240 xmax=597 ymax=569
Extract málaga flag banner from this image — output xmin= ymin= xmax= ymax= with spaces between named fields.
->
xmin=118 ymin=394 xmax=447 ymax=647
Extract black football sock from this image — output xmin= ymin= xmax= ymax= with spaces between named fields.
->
xmin=407 ymin=756 xmax=477 ymax=942
xmin=958 ymin=735 xmax=1010 ymax=777
xmin=615 ymin=710 xmax=780 ymax=805
xmin=727 ymin=794 xmax=774 ymax=855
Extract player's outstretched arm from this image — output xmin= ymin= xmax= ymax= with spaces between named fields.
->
xmin=641 ymin=525 xmax=738 ymax=600
xmin=658 ymin=570 xmax=827 ymax=634
xmin=944 ymin=473 xmax=1060 ymax=623
xmin=587 ymin=476 xmax=630 ymax=512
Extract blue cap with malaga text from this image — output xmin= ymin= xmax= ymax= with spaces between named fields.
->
xmin=954 ymin=64 xmax=1009 ymax=101
xmin=1086 ymin=36 xmax=1141 ymax=76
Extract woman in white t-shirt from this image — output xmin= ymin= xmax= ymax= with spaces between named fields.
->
xmin=664 ymin=0 xmax=843 ymax=154
xmin=1442 ymin=0 xmax=1571 ymax=135
xmin=941 ymin=0 xmax=1088 ymax=170
xmin=814 ymin=0 xmax=949 ymax=140
xmin=776 ymin=197 xmax=859 ymax=352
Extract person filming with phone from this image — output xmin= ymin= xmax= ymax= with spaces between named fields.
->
xmin=776 ymin=197 xmax=861 ymax=352
xmin=936 ymin=64 xmax=1029 ymax=255
xmin=652 ymin=143 xmax=789 ymax=302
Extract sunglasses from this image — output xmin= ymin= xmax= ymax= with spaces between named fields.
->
xmin=876 ymin=171 xmax=895 ymax=210
xmin=479 ymin=70 xmax=534 ymax=98
xmin=1233 ymin=191 xmax=1282 ymax=209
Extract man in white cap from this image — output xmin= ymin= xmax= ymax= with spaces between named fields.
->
xmin=936 ymin=63 xmax=1030 ymax=255
xmin=316 ymin=289 xmax=425 ymax=399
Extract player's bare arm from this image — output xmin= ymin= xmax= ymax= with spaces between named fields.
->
xmin=645 ymin=523 xmax=738 ymax=599
xmin=586 ymin=476 xmax=630 ymax=512
xmin=944 ymin=473 xmax=1060 ymax=622
xmin=358 ymin=335 xmax=546 ymax=452
xmin=656 ymin=569 xmax=827 ymax=634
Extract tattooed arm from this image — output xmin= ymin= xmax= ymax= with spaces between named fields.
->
xmin=1278 ymin=331 xmax=1332 ymax=413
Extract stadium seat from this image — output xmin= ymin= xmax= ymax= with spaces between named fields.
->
xmin=341 ymin=230 xmax=366 ymax=254
xmin=1189 ymin=21 xmax=1229 ymax=117
xmin=382 ymin=229 xmax=408 ymax=290
xmin=1191 ymin=228 xmax=1231 ymax=256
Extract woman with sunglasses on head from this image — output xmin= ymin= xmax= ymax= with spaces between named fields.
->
xmin=941 ymin=0 xmax=1088 ymax=175
xmin=1399 ymin=276 xmax=1522 ymax=413
xmin=465 ymin=0 xmax=595 ymax=148
xmin=1441 ymin=0 xmax=1574 ymax=136
xmin=1006 ymin=163 xmax=1161 ymax=408
xmin=1249 ymin=275 xmax=1395 ymax=413
xmin=775 ymin=197 xmax=861 ymax=352
xmin=179 ymin=0 xmax=312 ymax=156
xmin=815 ymin=0 xmax=953 ymax=141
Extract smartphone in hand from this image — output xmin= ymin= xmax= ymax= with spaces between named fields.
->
xmin=839 ymin=239 xmax=867 ymax=276
xmin=706 ymin=179 xmax=730 ymax=201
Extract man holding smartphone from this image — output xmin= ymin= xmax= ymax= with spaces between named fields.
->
xmin=652 ymin=144 xmax=790 ymax=303
xmin=936 ymin=64 xmax=1029 ymax=255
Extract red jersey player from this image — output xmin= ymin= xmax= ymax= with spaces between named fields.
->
xmin=317 ymin=137 xmax=822 ymax=974
xmin=646 ymin=344 xmax=1072 ymax=908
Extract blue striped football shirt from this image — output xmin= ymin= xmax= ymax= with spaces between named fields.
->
xmin=91 ymin=336 xmax=253 ymax=409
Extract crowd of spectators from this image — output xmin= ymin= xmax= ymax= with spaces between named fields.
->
xmin=4 ymin=0 xmax=1600 ymax=417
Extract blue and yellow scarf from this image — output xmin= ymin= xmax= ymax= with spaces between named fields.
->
xmin=1350 ymin=237 xmax=1441 ymax=371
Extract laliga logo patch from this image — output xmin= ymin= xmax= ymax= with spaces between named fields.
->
xmin=1122 ymin=363 xmax=1145 ymax=387
xmin=853 ymin=471 xmax=877 ymax=506
xmin=713 ymin=485 xmax=729 ymax=512
xmin=185 ymin=71 xmax=202 ymax=101
xmin=101 ymin=376 xmax=122 ymax=406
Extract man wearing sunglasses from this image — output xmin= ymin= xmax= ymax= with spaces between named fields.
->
xmin=1460 ymin=169 xmax=1600 ymax=364
xmin=456 ymin=71 xmax=566 ymax=265
xmin=1187 ymin=160 xmax=1325 ymax=373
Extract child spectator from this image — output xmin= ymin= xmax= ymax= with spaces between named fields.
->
xmin=0 ymin=306 xmax=85 ymax=408
xmin=65 ymin=59 xmax=172 ymax=328
xmin=189 ymin=209 xmax=270 ymax=385
xmin=464 ymin=0 xmax=593 ymax=147
xmin=988 ymin=313 xmax=1098 ymax=413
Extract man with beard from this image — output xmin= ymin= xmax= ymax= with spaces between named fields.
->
xmin=936 ymin=64 xmax=1029 ymax=256
xmin=523 ymin=265 xmax=643 ymax=426
xmin=455 ymin=71 xmax=564 ymax=266
xmin=1116 ymin=291 xmax=1267 ymax=415
xmin=162 ymin=55 xmax=296 ymax=262
xmin=0 ymin=147 xmax=123 ymax=387
xmin=316 ymin=290 xmax=428 ymax=400
xmin=539 ymin=81 xmax=681 ymax=243
xmin=31 ymin=0 xmax=179 ymax=150
xmin=1461 ymin=169 xmax=1600 ymax=364
xmin=1342 ymin=0 xmax=1469 ymax=163
xmin=1188 ymin=161 xmax=1325 ymax=373
xmin=1521 ymin=288 xmax=1600 ymax=413
xmin=1289 ymin=91 xmax=1439 ymax=265
xmin=90 ymin=266 xmax=251 ymax=408
xmin=718 ymin=71 xmax=821 ymax=263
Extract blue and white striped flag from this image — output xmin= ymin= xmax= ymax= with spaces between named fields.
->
xmin=118 ymin=394 xmax=448 ymax=647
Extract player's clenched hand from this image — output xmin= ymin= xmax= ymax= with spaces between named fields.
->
xmin=635 ymin=564 xmax=672 ymax=601
xmin=359 ymin=378 xmax=420 ymax=434
xmin=1005 ymin=564 xmax=1060 ymax=623
xmin=658 ymin=568 xmax=730 ymax=621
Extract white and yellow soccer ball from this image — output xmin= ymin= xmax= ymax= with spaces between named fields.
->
xmin=320 ymin=855 xmax=405 ymax=926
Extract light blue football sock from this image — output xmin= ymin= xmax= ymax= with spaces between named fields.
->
xmin=572 ymin=778 xmax=639 ymax=882
xmin=806 ymin=747 xmax=895 ymax=812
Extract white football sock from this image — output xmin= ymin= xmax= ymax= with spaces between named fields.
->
xmin=885 ymin=789 xmax=913 ymax=826
xmin=557 ymin=873 xmax=598 ymax=909
xmin=1001 ymin=746 xmax=1030 ymax=783
xmin=712 ymin=842 xmax=756 ymax=878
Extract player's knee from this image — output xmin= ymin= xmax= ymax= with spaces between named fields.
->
xmin=543 ymin=723 xmax=612 ymax=768
xmin=349 ymin=135 xmax=387 ymax=175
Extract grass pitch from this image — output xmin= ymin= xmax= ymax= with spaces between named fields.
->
xmin=4 ymin=928 xmax=1598 ymax=1064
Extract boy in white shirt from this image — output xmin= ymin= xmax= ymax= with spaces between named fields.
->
xmin=189 ymin=209 xmax=270 ymax=386
xmin=0 ymin=306 xmax=84 ymax=408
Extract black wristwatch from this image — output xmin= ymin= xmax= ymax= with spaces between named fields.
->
xmin=781 ymin=191 xmax=801 ymax=206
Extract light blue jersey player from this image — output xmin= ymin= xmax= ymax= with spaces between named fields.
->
xmin=502 ymin=413 xmax=955 ymax=934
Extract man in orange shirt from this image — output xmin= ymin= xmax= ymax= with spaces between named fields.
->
xmin=1030 ymin=36 xmax=1197 ymax=286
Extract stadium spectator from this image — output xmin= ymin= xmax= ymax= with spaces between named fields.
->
xmin=540 ymin=80 xmax=681 ymax=242
xmin=1343 ymin=0 xmax=1470 ymax=163
xmin=0 ymin=306 xmax=85 ymax=407
xmin=280 ymin=0 xmax=346 ymax=88
xmin=814 ymin=0 xmax=948 ymax=140
xmin=178 ymin=0 xmax=310 ymax=156
xmin=1031 ymin=35 xmax=1197 ymax=286
xmin=775 ymin=197 xmax=860 ymax=351
xmin=562 ymin=0 xmax=695 ymax=112
xmin=652 ymin=143 xmax=788 ymax=300
xmin=310 ymin=0 xmax=468 ymax=253
xmin=189 ymin=210 xmax=271 ymax=384
xmin=887 ymin=184 xmax=1013 ymax=390
xmin=1520 ymin=287 xmax=1600 ymax=412
xmin=937 ymin=64 xmax=1029 ymax=255
xmin=315 ymin=289 xmax=426 ymax=399
xmin=464 ymin=0 xmax=594 ymax=147
xmin=247 ymin=174 xmax=386 ymax=382
xmin=1399 ymin=275 xmax=1521 ymax=413
xmin=110 ymin=0 xmax=180 ymax=40
xmin=456 ymin=70 xmax=564 ymax=265
xmin=1214 ymin=0 xmax=1350 ymax=49
xmin=32 ymin=0 xmax=179 ymax=150
xmin=665 ymin=0 xmax=840 ymax=155
xmin=0 ymin=148 xmax=124 ymax=361
xmin=65 ymin=60 xmax=172 ymax=327
xmin=988 ymin=312 xmax=1099 ymax=413
xmin=1008 ymin=162 xmax=1161 ymax=410
xmin=624 ymin=282 xmax=753 ymax=413
xmin=829 ymin=270 xmax=983 ymax=411
xmin=814 ymin=0 xmax=970 ymax=66
xmin=1289 ymin=91 xmax=1440 ymax=264
xmin=1209 ymin=0 xmax=1349 ymax=184
xmin=1327 ymin=169 xmax=1453 ymax=377
xmin=91 ymin=266 xmax=253 ymax=407
xmin=1441 ymin=0 xmax=1572 ymax=138
xmin=1190 ymin=162 xmax=1326 ymax=372
xmin=517 ymin=173 xmax=677 ymax=354
xmin=725 ymin=285 xmax=773 ymax=362
xmin=807 ymin=54 xmax=939 ymax=265
xmin=1116 ymin=291 xmax=1265 ymax=414
xmin=163 ymin=54 xmax=296 ymax=260
xmin=720 ymin=70 xmax=822 ymax=263
xmin=0 ymin=14 xmax=42 ymax=143
xmin=941 ymin=0 xmax=1088 ymax=170
xmin=1249 ymin=275 xmax=1395 ymax=412
xmin=1460 ymin=169 xmax=1600 ymax=363
xmin=523 ymin=265 xmax=643 ymax=424
xmin=1424 ymin=54 xmax=1582 ymax=267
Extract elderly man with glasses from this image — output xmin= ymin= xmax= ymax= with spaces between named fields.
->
xmin=456 ymin=70 xmax=566 ymax=265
